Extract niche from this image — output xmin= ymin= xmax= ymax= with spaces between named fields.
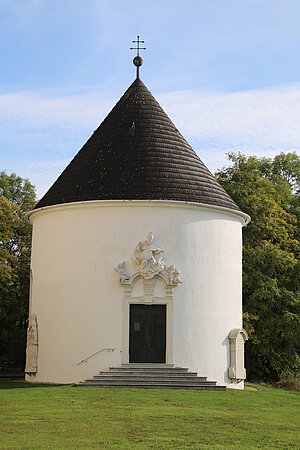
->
xmin=228 ymin=328 xmax=248 ymax=381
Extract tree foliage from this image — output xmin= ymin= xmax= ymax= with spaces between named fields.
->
xmin=216 ymin=152 xmax=300 ymax=381
xmin=0 ymin=172 xmax=36 ymax=369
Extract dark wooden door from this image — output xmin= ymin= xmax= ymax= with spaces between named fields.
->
xmin=129 ymin=304 xmax=166 ymax=363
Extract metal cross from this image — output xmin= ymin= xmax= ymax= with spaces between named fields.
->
xmin=130 ymin=35 xmax=146 ymax=57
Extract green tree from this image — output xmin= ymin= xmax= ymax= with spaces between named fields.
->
xmin=216 ymin=152 xmax=300 ymax=381
xmin=0 ymin=172 xmax=36 ymax=369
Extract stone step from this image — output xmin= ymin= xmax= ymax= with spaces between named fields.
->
xmin=121 ymin=363 xmax=174 ymax=368
xmin=97 ymin=372 xmax=204 ymax=379
xmin=105 ymin=369 xmax=195 ymax=376
xmin=78 ymin=365 xmax=226 ymax=391
xmin=86 ymin=377 xmax=213 ymax=384
xmin=80 ymin=382 xmax=226 ymax=391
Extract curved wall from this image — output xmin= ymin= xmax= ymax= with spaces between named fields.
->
xmin=26 ymin=200 xmax=247 ymax=388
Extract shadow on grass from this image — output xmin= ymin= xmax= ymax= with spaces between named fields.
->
xmin=0 ymin=379 xmax=67 ymax=389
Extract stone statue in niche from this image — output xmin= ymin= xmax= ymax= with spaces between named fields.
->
xmin=25 ymin=314 xmax=38 ymax=374
xmin=132 ymin=232 xmax=165 ymax=279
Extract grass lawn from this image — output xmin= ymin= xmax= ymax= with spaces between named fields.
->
xmin=0 ymin=380 xmax=299 ymax=449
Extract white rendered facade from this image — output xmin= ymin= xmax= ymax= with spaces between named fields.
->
xmin=26 ymin=200 xmax=249 ymax=389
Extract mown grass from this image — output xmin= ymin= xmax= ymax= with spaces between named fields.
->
xmin=0 ymin=380 xmax=299 ymax=449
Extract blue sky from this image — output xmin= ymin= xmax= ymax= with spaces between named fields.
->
xmin=1 ymin=0 xmax=300 ymax=198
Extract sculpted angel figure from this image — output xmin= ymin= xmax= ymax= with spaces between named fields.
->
xmin=114 ymin=261 xmax=129 ymax=283
xmin=166 ymin=264 xmax=182 ymax=285
xmin=132 ymin=232 xmax=165 ymax=279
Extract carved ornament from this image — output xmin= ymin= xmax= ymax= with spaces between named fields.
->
xmin=114 ymin=232 xmax=181 ymax=287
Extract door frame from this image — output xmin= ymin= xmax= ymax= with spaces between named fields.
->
xmin=121 ymin=275 xmax=174 ymax=364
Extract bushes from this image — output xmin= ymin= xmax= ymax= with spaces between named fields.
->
xmin=277 ymin=377 xmax=300 ymax=391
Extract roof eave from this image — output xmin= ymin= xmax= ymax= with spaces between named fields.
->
xmin=26 ymin=199 xmax=251 ymax=226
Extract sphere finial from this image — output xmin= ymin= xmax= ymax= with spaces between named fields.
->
xmin=133 ymin=55 xmax=143 ymax=67
xmin=130 ymin=35 xmax=146 ymax=78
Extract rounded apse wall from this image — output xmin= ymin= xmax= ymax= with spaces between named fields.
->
xmin=26 ymin=200 xmax=248 ymax=386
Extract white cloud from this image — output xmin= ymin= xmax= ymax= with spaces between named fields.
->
xmin=0 ymin=89 xmax=113 ymax=128
xmin=157 ymin=83 xmax=300 ymax=171
xmin=158 ymin=83 xmax=300 ymax=149
xmin=1 ymin=83 xmax=300 ymax=198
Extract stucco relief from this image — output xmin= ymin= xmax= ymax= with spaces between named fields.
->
xmin=114 ymin=261 xmax=130 ymax=283
xmin=114 ymin=232 xmax=181 ymax=290
xmin=132 ymin=232 xmax=165 ymax=279
xmin=25 ymin=314 xmax=38 ymax=374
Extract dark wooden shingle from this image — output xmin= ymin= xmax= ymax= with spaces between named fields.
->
xmin=35 ymin=78 xmax=239 ymax=211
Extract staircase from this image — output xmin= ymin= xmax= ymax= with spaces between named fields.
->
xmin=77 ymin=364 xmax=226 ymax=390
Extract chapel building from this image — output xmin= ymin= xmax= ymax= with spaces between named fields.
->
xmin=25 ymin=47 xmax=250 ymax=389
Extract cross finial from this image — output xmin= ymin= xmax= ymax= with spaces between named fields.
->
xmin=130 ymin=35 xmax=146 ymax=78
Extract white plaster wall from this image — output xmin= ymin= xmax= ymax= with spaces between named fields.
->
xmin=26 ymin=200 xmax=247 ymax=387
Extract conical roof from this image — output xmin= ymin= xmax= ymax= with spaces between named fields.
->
xmin=35 ymin=78 xmax=239 ymax=211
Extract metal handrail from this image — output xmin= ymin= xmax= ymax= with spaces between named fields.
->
xmin=76 ymin=347 xmax=116 ymax=365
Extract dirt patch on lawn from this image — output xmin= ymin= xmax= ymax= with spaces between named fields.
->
xmin=244 ymin=385 xmax=258 ymax=391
